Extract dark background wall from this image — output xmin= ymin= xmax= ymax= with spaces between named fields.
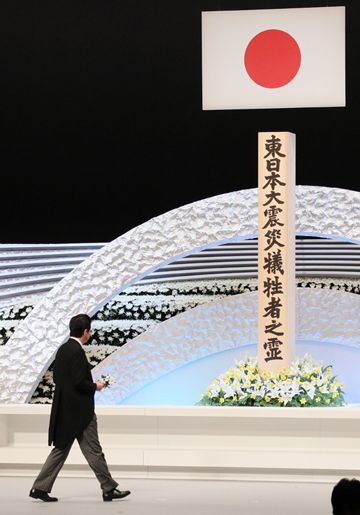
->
xmin=1 ymin=0 xmax=358 ymax=242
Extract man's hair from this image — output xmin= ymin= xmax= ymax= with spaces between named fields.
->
xmin=69 ymin=314 xmax=91 ymax=337
xmin=331 ymin=478 xmax=360 ymax=515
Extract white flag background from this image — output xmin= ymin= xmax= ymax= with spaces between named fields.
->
xmin=202 ymin=6 xmax=345 ymax=110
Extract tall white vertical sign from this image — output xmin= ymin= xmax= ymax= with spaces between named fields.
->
xmin=258 ymin=132 xmax=296 ymax=372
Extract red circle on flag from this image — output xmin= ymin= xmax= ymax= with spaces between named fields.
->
xmin=244 ymin=29 xmax=301 ymax=88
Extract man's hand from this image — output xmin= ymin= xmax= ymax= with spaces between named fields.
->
xmin=96 ymin=381 xmax=105 ymax=391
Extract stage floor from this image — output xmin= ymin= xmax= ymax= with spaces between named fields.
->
xmin=1 ymin=476 xmax=337 ymax=515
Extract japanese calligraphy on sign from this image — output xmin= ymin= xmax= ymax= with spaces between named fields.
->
xmin=258 ymin=132 xmax=296 ymax=373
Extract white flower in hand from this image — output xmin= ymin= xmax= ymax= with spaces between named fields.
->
xmin=100 ymin=374 xmax=116 ymax=388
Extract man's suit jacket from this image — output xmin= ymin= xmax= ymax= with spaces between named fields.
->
xmin=48 ymin=338 xmax=96 ymax=449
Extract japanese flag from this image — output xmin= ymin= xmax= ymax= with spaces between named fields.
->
xmin=202 ymin=7 xmax=345 ymax=110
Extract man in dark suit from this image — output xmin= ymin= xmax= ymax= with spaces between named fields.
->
xmin=331 ymin=478 xmax=360 ymax=515
xmin=29 ymin=313 xmax=131 ymax=502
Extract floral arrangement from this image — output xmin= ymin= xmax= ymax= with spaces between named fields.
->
xmin=0 ymin=304 xmax=33 ymax=321
xmin=100 ymin=374 xmax=116 ymax=388
xmin=0 ymin=325 xmax=17 ymax=345
xmin=199 ymin=354 xmax=345 ymax=407
xmin=90 ymin=321 xmax=151 ymax=347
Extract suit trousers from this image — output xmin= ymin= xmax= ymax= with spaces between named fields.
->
xmin=32 ymin=414 xmax=118 ymax=493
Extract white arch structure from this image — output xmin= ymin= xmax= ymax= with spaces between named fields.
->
xmin=1 ymin=185 xmax=360 ymax=403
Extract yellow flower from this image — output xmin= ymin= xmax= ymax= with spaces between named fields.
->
xmin=265 ymin=396 xmax=271 ymax=402
xmin=278 ymin=397 xmax=284 ymax=404
xmin=233 ymin=396 xmax=237 ymax=401
xmin=315 ymin=397 xmax=321 ymax=403
xmin=300 ymin=398 xmax=307 ymax=405
xmin=325 ymin=399 xmax=331 ymax=404
xmin=303 ymin=371 xmax=309 ymax=378
xmin=219 ymin=398 xmax=225 ymax=404
xmin=332 ymin=392 xmax=339 ymax=398
xmin=250 ymin=394 xmax=256 ymax=400
xmin=199 ymin=394 xmax=204 ymax=400
xmin=214 ymin=380 xmax=219 ymax=385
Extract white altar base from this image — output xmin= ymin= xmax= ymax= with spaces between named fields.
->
xmin=1 ymin=404 xmax=360 ymax=481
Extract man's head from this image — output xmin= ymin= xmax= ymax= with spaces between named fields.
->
xmin=69 ymin=313 xmax=91 ymax=343
xmin=332 ymin=478 xmax=360 ymax=515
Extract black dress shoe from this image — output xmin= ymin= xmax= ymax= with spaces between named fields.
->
xmin=103 ymin=488 xmax=131 ymax=502
xmin=29 ymin=488 xmax=58 ymax=502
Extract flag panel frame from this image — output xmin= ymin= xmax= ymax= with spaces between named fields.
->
xmin=202 ymin=6 xmax=346 ymax=110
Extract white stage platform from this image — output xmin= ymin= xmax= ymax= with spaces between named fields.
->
xmin=0 ymin=476 xmax=337 ymax=515
xmin=1 ymin=404 xmax=360 ymax=480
